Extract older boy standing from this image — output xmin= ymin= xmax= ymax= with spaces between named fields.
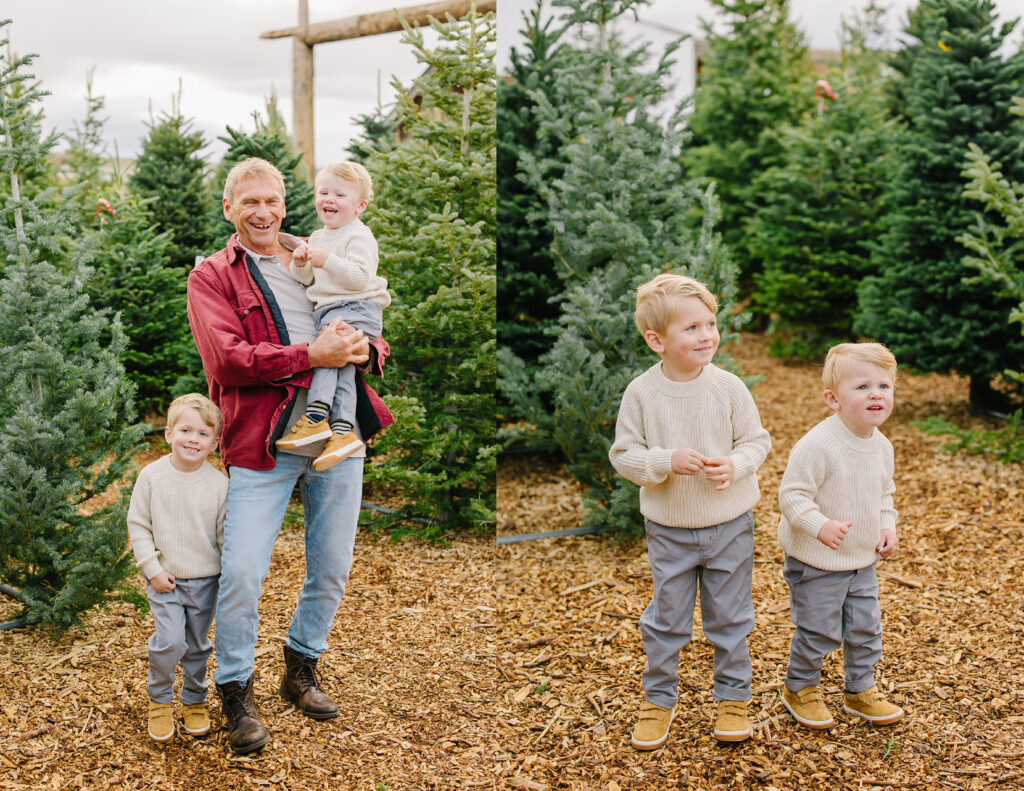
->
xmin=778 ymin=342 xmax=904 ymax=729
xmin=609 ymin=274 xmax=771 ymax=749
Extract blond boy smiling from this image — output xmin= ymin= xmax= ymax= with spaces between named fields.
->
xmin=609 ymin=273 xmax=771 ymax=748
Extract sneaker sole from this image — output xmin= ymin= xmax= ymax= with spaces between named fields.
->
xmin=313 ymin=443 xmax=363 ymax=471
xmin=781 ymin=696 xmax=834 ymax=729
xmin=148 ymin=724 xmax=175 ymax=742
xmin=183 ymin=723 xmax=211 ymax=736
xmin=843 ymin=704 xmax=904 ymax=725
xmin=630 ymin=709 xmax=674 ymax=750
xmin=276 ymin=428 xmax=333 ymax=449
xmin=713 ymin=726 xmax=752 ymax=742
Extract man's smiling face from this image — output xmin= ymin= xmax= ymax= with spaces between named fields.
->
xmin=223 ymin=175 xmax=286 ymax=255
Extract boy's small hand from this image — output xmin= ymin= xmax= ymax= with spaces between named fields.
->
xmin=308 ymin=248 xmax=328 ymax=268
xmin=702 ymin=456 xmax=735 ymax=491
xmin=150 ymin=571 xmax=176 ymax=593
xmin=292 ymin=243 xmax=309 ymax=265
xmin=671 ymin=448 xmax=708 ymax=476
xmin=817 ymin=519 xmax=851 ymax=550
xmin=876 ymin=529 xmax=898 ymax=558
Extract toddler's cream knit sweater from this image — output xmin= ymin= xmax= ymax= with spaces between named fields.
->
xmin=289 ymin=219 xmax=391 ymax=311
xmin=777 ymin=414 xmax=897 ymax=572
xmin=609 ymin=362 xmax=771 ymax=529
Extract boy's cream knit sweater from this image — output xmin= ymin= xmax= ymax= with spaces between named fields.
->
xmin=127 ymin=455 xmax=228 ymax=582
xmin=609 ymin=362 xmax=771 ymax=529
xmin=777 ymin=414 xmax=897 ymax=572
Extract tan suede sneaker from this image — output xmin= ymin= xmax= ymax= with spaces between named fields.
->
xmin=843 ymin=685 xmax=904 ymax=725
xmin=781 ymin=685 xmax=834 ymax=729
xmin=276 ymin=415 xmax=332 ymax=449
xmin=630 ymin=700 xmax=674 ymax=750
xmin=181 ymin=702 xmax=211 ymax=736
xmin=148 ymin=700 xmax=174 ymax=742
xmin=713 ymin=700 xmax=752 ymax=742
xmin=313 ymin=430 xmax=363 ymax=471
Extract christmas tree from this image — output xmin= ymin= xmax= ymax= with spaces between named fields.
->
xmin=0 ymin=25 xmax=147 ymax=630
xmin=496 ymin=1 xmax=574 ymax=366
xmin=129 ymin=88 xmax=217 ymax=270
xmin=503 ymin=0 xmax=744 ymax=535
xmin=855 ymin=0 xmax=1024 ymax=410
xmin=683 ymin=0 xmax=812 ymax=287
xmin=958 ymin=95 xmax=1024 ymax=388
xmin=749 ymin=3 xmax=898 ymax=358
xmin=361 ymin=5 xmax=497 ymax=535
xmin=84 ymin=194 xmax=189 ymax=414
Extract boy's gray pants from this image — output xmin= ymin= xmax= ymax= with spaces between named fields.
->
xmin=308 ymin=299 xmax=384 ymax=426
xmin=640 ymin=511 xmax=755 ymax=708
xmin=782 ymin=554 xmax=882 ymax=695
xmin=146 ymin=576 xmax=218 ymax=704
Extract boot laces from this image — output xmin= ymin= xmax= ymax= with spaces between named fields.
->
xmin=294 ymin=658 xmax=323 ymax=690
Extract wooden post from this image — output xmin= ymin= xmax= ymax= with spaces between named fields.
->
xmin=293 ymin=0 xmax=315 ymax=174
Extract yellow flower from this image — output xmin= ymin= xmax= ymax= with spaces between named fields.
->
xmin=938 ymin=39 xmax=950 ymax=51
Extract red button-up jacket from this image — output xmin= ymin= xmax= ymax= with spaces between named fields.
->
xmin=186 ymin=235 xmax=392 ymax=471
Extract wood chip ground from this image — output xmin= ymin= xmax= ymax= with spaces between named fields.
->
xmin=496 ymin=334 xmax=1024 ymax=790
xmin=2 ymin=333 xmax=1022 ymax=789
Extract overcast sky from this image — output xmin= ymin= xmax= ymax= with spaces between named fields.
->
xmin=3 ymin=1 xmax=447 ymax=168
xmin=4 ymin=1 xmax=1022 ymax=171
xmin=498 ymin=0 xmax=1024 ymax=109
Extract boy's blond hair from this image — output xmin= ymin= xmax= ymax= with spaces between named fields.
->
xmin=634 ymin=273 xmax=718 ymax=335
xmin=167 ymin=393 xmax=223 ymax=436
xmin=316 ymin=161 xmax=374 ymax=203
xmin=822 ymin=342 xmax=898 ymax=392
xmin=223 ymin=157 xmax=285 ymax=203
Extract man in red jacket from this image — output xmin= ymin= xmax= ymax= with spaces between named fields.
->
xmin=187 ymin=157 xmax=391 ymax=755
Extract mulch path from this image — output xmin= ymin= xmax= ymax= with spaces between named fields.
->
xmin=495 ymin=334 xmax=1024 ymax=790
xmin=2 ymin=332 xmax=1022 ymax=790
xmin=1 ymin=445 xmax=499 ymax=789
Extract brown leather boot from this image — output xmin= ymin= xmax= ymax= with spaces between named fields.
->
xmin=216 ymin=676 xmax=270 ymax=754
xmin=279 ymin=645 xmax=339 ymax=720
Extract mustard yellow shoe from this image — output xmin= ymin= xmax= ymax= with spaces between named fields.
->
xmin=630 ymin=700 xmax=674 ymax=750
xmin=781 ymin=685 xmax=834 ymax=729
xmin=843 ymin=685 xmax=904 ymax=725
xmin=181 ymin=702 xmax=211 ymax=736
xmin=276 ymin=416 xmax=332 ymax=449
xmin=313 ymin=431 xmax=363 ymax=471
xmin=713 ymin=699 xmax=752 ymax=742
xmin=148 ymin=700 xmax=174 ymax=742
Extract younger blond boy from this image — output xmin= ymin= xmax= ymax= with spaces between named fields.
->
xmin=777 ymin=342 xmax=904 ymax=729
xmin=609 ymin=274 xmax=771 ymax=748
xmin=127 ymin=393 xmax=228 ymax=742
xmin=276 ymin=160 xmax=391 ymax=470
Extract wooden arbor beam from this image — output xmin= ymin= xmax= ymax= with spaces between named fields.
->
xmin=262 ymin=0 xmax=497 ymax=46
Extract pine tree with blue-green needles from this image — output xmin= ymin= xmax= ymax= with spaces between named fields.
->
xmin=502 ymin=0 xmax=745 ymax=536
xmin=0 ymin=22 xmax=147 ymax=630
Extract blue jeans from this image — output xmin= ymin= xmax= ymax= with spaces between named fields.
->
xmin=213 ymin=452 xmax=363 ymax=686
